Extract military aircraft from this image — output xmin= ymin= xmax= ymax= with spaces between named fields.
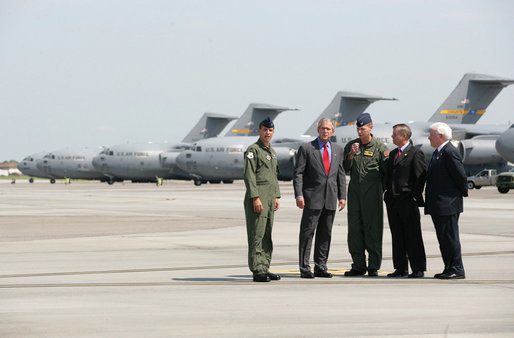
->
xmin=329 ymin=73 xmax=514 ymax=175
xmin=175 ymin=73 xmax=513 ymax=183
xmin=496 ymin=125 xmax=514 ymax=163
xmin=91 ymin=112 xmax=238 ymax=184
xmin=158 ymin=103 xmax=299 ymax=184
xmin=17 ymin=152 xmax=54 ymax=183
xmin=37 ymin=147 xmax=108 ymax=184
xmin=174 ymin=92 xmax=396 ymax=185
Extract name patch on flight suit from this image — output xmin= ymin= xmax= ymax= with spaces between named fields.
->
xmin=247 ymin=152 xmax=254 ymax=159
xmin=266 ymin=154 xmax=271 ymax=160
xmin=364 ymin=150 xmax=374 ymax=157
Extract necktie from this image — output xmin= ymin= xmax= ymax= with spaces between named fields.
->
xmin=428 ymin=149 xmax=438 ymax=170
xmin=323 ymin=144 xmax=330 ymax=175
xmin=396 ymin=148 xmax=402 ymax=160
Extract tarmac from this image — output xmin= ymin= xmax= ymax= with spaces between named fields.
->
xmin=1 ymin=179 xmax=513 ymax=337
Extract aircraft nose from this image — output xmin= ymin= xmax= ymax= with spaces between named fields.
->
xmin=175 ymin=151 xmax=190 ymax=171
xmin=159 ymin=152 xmax=178 ymax=168
xmin=36 ymin=160 xmax=46 ymax=171
xmin=496 ymin=128 xmax=514 ymax=162
xmin=92 ymin=156 xmax=102 ymax=170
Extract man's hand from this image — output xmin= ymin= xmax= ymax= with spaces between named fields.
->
xmin=274 ymin=198 xmax=280 ymax=211
xmin=338 ymin=199 xmax=346 ymax=211
xmin=296 ymin=197 xmax=305 ymax=209
xmin=253 ymin=197 xmax=263 ymax=213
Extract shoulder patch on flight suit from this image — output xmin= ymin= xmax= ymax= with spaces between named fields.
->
xmin=247 ymin=152 xmax=254 ymax=159
xmin=364 ymin=150 xmax=374 ymax=157
xmin=272 ymin=154 xmax=276 ymax=159
xmin=384 ymin=150 xmax=390 ymax=157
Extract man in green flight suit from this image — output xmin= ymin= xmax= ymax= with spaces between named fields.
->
xmin=243 ymin=117 xmax=281 ymax=282
xmin=343 ymin=113 xmax=389 ymax=277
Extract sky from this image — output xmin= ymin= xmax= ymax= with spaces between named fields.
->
xmin=1 ymin=0 xmax=513 ymax=161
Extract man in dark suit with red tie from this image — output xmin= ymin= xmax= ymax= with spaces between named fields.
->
xmin=425 ymin=122 xmax=467 ymax=279
xmin=293 ymin=118 xmax=346 ymax=278
xmin=384 ymin=124 xmax=427 ymax=278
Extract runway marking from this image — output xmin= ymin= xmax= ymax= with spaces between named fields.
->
xmin=0 ymin=250 xmax=512 ymax=279
xmin=1 ymin=279 xmax=514 ymax=289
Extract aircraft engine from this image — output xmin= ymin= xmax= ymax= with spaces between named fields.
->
xmin=159 ymin=152 xmax=179 ymax=168
xmin=411 ymin=137 xmax=434 ymax=163
xmin=275 ymin=147 xmax=296 ymax=181
xmin=458 ymin=137 xmax=504 ymax=165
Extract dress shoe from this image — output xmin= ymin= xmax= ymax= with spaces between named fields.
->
xmin=387 ymin=270 xmax=408 ymax=277
xmin=408 ymin=271 xmax=424 ymax=278
xmin=300 ymin=271 xmax=315 ymax=279
xmin=314 ymin=270 xmax=333 ymax=278
xmin=433 ymin=272 xmax=446 ymax=279
xmin=367 ymin=269 xmax=378 ymax=277
xmin=344 ymin=269 xmax=366 ymax=277
xmin=253 ymin=274 xmax=270 ymax=282
xmin=267 ymin=272 xmax=281 ymax=281
xmin=436 ymin=272 xmax=465 ymax=280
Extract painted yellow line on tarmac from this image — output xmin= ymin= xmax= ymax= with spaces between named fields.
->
xmin=1 ymin=279 xmax=514 ymax=289
xmin=1 ymin=250 xmax=512 ymax=279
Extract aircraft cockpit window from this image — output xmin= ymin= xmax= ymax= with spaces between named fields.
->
xmin=108 ymin=151 xmax=114 ymax=156
xmin=52 ymin=155 xmax=56 ymax=159
xmin=196 ymin=146 xmax=202 ymax=152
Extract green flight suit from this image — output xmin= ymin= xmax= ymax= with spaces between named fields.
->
xmin=243 ymin=139 xmax=281 ymax=276
xmin=343 ymin=136 xmax=389 ymax=272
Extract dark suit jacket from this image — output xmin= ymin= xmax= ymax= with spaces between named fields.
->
xmin=424 ymin=142 xmax=468 ymax=216
xmin=384 ymin=142 xmax=426 ymax=207
xmin=293 ymin=139 xmax=346 ymax=210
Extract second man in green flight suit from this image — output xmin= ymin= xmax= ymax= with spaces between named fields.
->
xmin=343 ymin=113 xmax=389 ymax=277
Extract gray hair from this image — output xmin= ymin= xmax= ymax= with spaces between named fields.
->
xmin=317 ymin=118 xmax=335 ymax=132
xmin=429 ymin=122 xmax=452 ymax=140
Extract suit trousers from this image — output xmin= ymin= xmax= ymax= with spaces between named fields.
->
xmin=431 ymin=214 xmax=465 ymax=275
xmin=299 ymin=208 xmax=335 ymax=273
xmin=385 ymin=196 xmax=426 ymax=272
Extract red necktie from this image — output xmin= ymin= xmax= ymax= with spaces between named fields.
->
xmin=396 ymin=148 xmax=402 ymax=160
xmin=323 ymin=144 xmax=330 ymax=175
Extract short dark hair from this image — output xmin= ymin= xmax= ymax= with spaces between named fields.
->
xmin=393 ymin=124 xmax=412 ymax=139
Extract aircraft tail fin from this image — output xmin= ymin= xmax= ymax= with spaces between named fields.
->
xmin=304 ymin=91 xmax=397 ymax=135
xmin=182 ymin=113 xmax=238 ymax=143
xmin=225 ymin=103 xmax=297 ymax=136
xmin=428 ymin=73 xmax=514 ymax=124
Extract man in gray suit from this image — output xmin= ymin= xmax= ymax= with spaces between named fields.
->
xmin=293 ymin=118 xmax=347 ymax=278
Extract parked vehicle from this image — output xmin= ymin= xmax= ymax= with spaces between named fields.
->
xmin=496 ymin=168 xmax=514 ymax=194
xmin=467 ymin=169 xmax=497 ymax=189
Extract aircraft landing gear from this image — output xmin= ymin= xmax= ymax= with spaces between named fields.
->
xmin=194 ymin=179 xmax=202 ymax=186
xmin=29 ymin=178 xmax=34 ymax=183
xmin=50 ymin=178 xmax=56 ymax=184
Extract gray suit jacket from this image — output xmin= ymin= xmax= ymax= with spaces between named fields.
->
xmin=293 ymin=139 xmax=346 ymax=210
